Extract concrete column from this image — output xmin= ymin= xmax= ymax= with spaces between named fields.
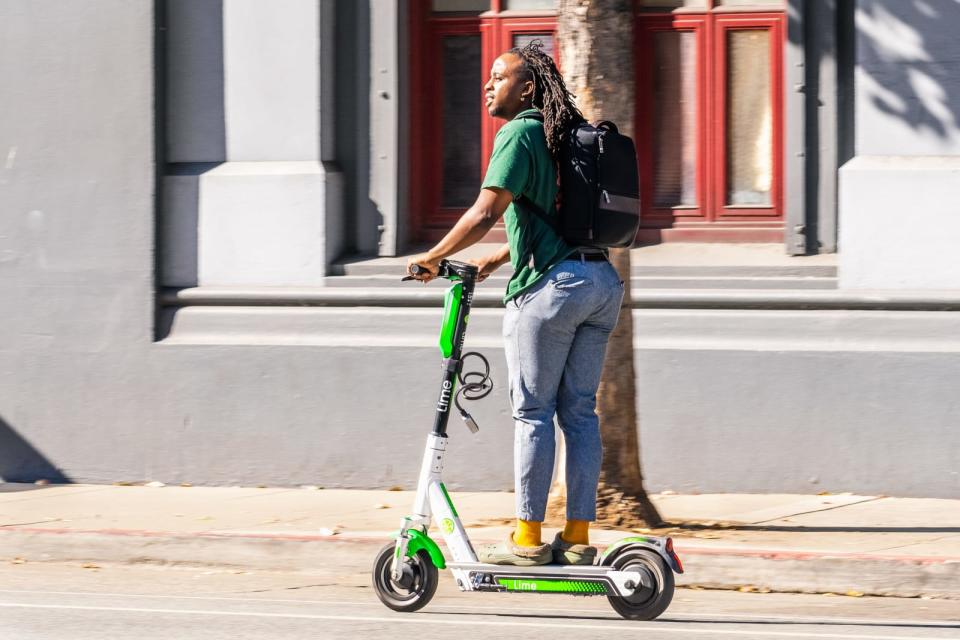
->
xmin=162 ymin=0 xmax=343 ymax=287
xmin=369 ymin=0 xmax=407 ymax=256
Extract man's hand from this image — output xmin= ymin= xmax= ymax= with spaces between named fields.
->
xmin=469 ymin=256 xmax=500 ymax=283
xmin=469 ymin=244 xmax=512 ymax=283
xmin=406 ymin=253 xmax=441 ymax=282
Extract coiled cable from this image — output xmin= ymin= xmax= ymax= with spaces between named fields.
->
xmin=453 ymin=351 xmax=493 ymax=413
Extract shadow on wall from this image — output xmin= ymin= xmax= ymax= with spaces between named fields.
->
xmin=0 ymin=416 xmax=70 ymax=485
xmin=855 ymin=0 xmax=960 ymax=140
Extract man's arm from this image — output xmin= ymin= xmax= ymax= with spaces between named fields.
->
xmin=406 ymin=187 xmax=514 ymax=279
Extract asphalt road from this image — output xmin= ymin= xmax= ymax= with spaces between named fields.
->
xmin=2 ymin=560 xmax=958 ymax=640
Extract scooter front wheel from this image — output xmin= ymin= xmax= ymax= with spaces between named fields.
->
xmin=606 ymin=547 xmax=674 ymax=620
xmin=372 ymin=542 xmax=439 ymax=612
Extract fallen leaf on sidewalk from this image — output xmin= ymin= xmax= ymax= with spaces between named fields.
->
xmin=10 ymin=557 xmax=26 ymax=565
xmin=81 ymin=563 xmax=100 ymax=570
xmin=180 ymin=483 xmax=193 ymax=488
xmin=373 ymin=503 xmax=390 ymax=510
xmin=737 ymin=585 xmax=757 ymax=593
xmin=845 ymin=590 xmax=865 ymax=597
xmin=388 ymin=486 xmax=403 ymax=491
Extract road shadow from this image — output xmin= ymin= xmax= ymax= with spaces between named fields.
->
xmin=0 ymin=415 xmax=70 ymax=487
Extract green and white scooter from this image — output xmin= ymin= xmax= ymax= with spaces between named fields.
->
xmin=372 ymin=259 xmax=683 ymax=620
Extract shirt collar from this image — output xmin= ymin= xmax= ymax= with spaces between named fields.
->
xmin=513 ymin=108 xmax=542 ymax=120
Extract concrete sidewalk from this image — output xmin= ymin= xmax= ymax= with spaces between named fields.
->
xmin=1 ymin=483 xmax=958 ymax=599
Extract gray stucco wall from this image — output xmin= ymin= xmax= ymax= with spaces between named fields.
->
xmin=1 ymin=1 xmax=957 ymax=499
xmin=0 ymin=0 xmax=157 ymax=479
xmin=838 ymin=0 xmax=960 ymax=289
xmin=853 ymin=0 xmax=960 ymax=156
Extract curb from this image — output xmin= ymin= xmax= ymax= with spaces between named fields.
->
xmin=3 ymin=527 xmax=958 ymax=599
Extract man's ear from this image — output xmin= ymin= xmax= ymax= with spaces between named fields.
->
xmin=522 ymin=79 xmax=535 ymax=102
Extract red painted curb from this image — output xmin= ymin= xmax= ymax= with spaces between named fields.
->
xmin=3 ymin=526 xmax=958 ymax=565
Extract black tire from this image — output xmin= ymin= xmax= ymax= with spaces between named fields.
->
xmin=606 ymin=547 xmax=674 ymax=621
xmin=372 ymin=541 xmax=439 ymax=613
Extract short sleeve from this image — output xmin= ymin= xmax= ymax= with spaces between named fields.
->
xmin=481 ymin=124 xmax=531 ymax=197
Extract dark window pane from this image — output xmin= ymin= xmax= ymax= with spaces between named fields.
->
xmin=432 ymin=0 xmax=489 ymax=13
xmin=512 ymin=33 xmax=555 ymax=59
xmin=726 ymin=29 xmax=772 ymax=206
xmin=441 ymin=35 xmax=482 ymax=208
xmin=638 ymin=0 xmax=707 ymax=9
xmin=653 ymin=31 xmax=698 ymax=207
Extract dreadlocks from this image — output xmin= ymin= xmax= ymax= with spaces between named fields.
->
xmin=509 ymin=41 xmax=585 ymax=162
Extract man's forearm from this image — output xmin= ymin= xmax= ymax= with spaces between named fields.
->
xmin=490 ymin=242 xmax=511 ymax=267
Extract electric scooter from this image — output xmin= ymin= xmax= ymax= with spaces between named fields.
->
xmin=371 ymin=258 xmax=683 ymax=620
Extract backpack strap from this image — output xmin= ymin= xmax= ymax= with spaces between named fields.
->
xmin=510 ymin=110 xmax=562 ymax=261
xmin=514 ymin=194 xmax=559 ymax=233
xmin=510 ymin=110 xmax=556 ymax=229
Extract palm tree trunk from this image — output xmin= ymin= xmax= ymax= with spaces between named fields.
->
xmin=548 ymin=0 xmax=663 ymax=529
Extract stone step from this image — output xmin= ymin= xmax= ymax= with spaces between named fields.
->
xmin=319 ymin=274 xmax=838 ymax=290
xmin=159 ymin=305 xmax=960 ymax=352
xmin=331 ymin=259 xmax=837 ymax=279
xmin=160 ymin=286 xmax=960 ymax=311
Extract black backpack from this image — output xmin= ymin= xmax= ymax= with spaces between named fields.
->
xmin=516 ymin=113 xmax=640 ymax=248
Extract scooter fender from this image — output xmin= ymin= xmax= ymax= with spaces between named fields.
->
xmin=600 ymin=536 xmax=684 ymax=575
xmin=400 ymin=529 xmax=447 ymax=570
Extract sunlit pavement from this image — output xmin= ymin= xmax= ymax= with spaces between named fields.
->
xmin=2 ymin=559 xmax=958 ymax=640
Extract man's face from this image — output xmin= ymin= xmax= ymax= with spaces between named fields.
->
xmin=483 ymin=53 xmax=532 ymax=120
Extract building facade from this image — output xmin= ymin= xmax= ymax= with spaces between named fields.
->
xmin=1 ymin=0 xmax=958 ymax=497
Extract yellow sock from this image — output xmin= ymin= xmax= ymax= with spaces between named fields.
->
xmin=561 ymin=519 xmax=590 ymax=545
xmin=514 ymin=519 xmax=542 ymax=547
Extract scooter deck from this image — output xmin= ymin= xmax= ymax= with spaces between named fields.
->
xmin=447 ymin=561 xmax=650 ymax=596
xmin=448 ymin=561 xmax=610 ymax=576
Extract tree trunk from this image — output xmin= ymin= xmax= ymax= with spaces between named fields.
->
xmin=548 ymin=0 xmax=664 ymax=528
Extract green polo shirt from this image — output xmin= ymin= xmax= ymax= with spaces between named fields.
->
xmin=481 ymin=109 xmax=574 ymax=303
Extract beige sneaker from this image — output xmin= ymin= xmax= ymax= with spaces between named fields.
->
xmin=477 ymin=533 xmax=552 ymax=566
xmin=551 ymin=532 xmax=597 ymax=565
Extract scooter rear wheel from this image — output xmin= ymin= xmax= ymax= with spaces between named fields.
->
xmin=606 ymin=547 xmax=674 ymax=620
xmin=372 ymin=542 xmax=439 ymax=612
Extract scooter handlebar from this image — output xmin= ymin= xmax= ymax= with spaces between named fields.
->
xmin=403 ymin=259 xmax=479 ymax=282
